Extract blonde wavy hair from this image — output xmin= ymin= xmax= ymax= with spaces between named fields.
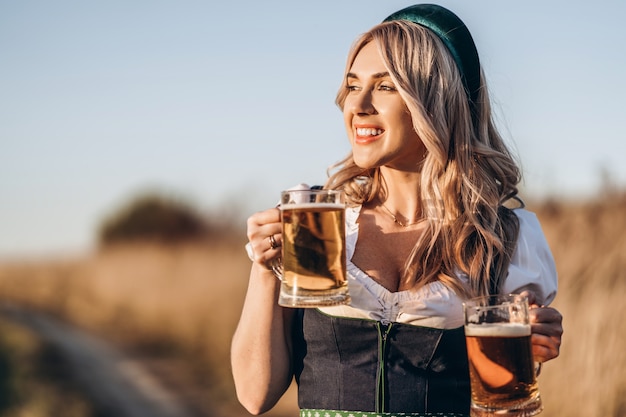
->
xmin=325 ymin=20 xmax=522 ymax=298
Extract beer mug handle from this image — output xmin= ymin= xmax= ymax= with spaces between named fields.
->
xmin=245 ymin=242 xmax=284 ymax=281
xmin=268 ymin=257 xmax=284 ymax=281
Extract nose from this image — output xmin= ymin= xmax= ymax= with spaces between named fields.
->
xmin=347 ymin=89 xmax=376 ymax=115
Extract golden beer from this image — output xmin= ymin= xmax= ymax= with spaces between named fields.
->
xmin=278 ymin=195 xmax=349 ymax=307
xmin=464 ymin=295 xmax=542 ymax=416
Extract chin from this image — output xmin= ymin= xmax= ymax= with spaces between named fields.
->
xmin=352 ymin=152 xmax=378 ymax=169
xmin=353 ymin=159 xmax=377 ymax=170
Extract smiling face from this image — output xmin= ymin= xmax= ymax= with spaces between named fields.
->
xmin=342 ymin=41 xmax=426 ymax=171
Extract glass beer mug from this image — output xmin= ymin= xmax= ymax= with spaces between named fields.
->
xmin=463 ymin=294 xmax=543 ymax=416
xmin=274 ymin=188 xmax=350 ymax=308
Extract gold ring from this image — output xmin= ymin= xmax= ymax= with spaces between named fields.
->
xmin=269 ymin=234 xmax=278 ymax=250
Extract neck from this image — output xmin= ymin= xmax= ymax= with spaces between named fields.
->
xmin=378 ymin=169 xmax=422 ymax=223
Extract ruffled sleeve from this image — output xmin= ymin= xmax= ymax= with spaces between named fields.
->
xmin=503 ymin=209 xmax=558 ymax=306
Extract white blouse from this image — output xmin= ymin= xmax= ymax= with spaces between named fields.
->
xmin=319 ymin=205 xmax=558 ymax=329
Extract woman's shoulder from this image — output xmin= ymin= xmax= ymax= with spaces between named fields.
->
xmin=512 ymin=207 xmax=548 ymax=243
xmin=506 ymin=207 xmax=557 ymax=305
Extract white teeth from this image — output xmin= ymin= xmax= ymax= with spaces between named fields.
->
xmin=356 ymin=128 xmax=383 ymax=136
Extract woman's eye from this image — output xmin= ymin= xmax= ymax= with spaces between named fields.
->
xmin=379 ymin=84 xmax=396 ymax=92
xmin=346 ymin=84 xmax=360 ymax=92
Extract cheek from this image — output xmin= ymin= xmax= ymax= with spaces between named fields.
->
xmin=397 ymin=111 xmax=420 ymax=140
xmin=398 ymin=107 xmax=415 ymax=130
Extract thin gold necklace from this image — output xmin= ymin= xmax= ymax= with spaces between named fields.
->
xmin=380 ymin=202 xmax=421 ymax=228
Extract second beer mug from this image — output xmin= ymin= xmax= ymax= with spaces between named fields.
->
xmin=276 ymin=188 xmax=350 ymax=308
xmin=463 ymin=294 xmax=543 ymax=417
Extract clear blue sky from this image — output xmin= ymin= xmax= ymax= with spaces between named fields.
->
xmin=2 ymin=0 xmax=625 ymax=258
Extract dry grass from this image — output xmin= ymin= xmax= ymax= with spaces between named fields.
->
xmin=0 ymin=192 xmax=625 ymax=417
xmin=0 ymin=239 xmax=297 ymax=417
xmin=529 ymin=192 xmax=626 ymax=417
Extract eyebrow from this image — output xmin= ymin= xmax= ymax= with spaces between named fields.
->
xmin=346 ymin=71 xmax=391 ymax=80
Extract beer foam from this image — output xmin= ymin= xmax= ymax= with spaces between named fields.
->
xmin=280 ymin=202 xmax=344 ymax=210
xmin=465 ymin=323 xmax=530 ymax=337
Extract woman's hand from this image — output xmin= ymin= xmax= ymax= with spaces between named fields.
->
xmin=246 ymin=207 xmax=282 ymax=269
xmin=521 ymin=291 xmax=564 ymax=364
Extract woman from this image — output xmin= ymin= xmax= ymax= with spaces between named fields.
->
xmin=231 ymin=4 xmax=563 ymax=416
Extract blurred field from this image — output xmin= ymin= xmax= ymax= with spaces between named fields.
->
xmin=0 ymin=191 xmax=625 ymax=417
xmin=0 ymin=317 xmax=99 ymax=416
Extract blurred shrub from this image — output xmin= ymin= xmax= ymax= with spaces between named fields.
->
xmin=98 ymin=193 xmax=210 ymax=246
